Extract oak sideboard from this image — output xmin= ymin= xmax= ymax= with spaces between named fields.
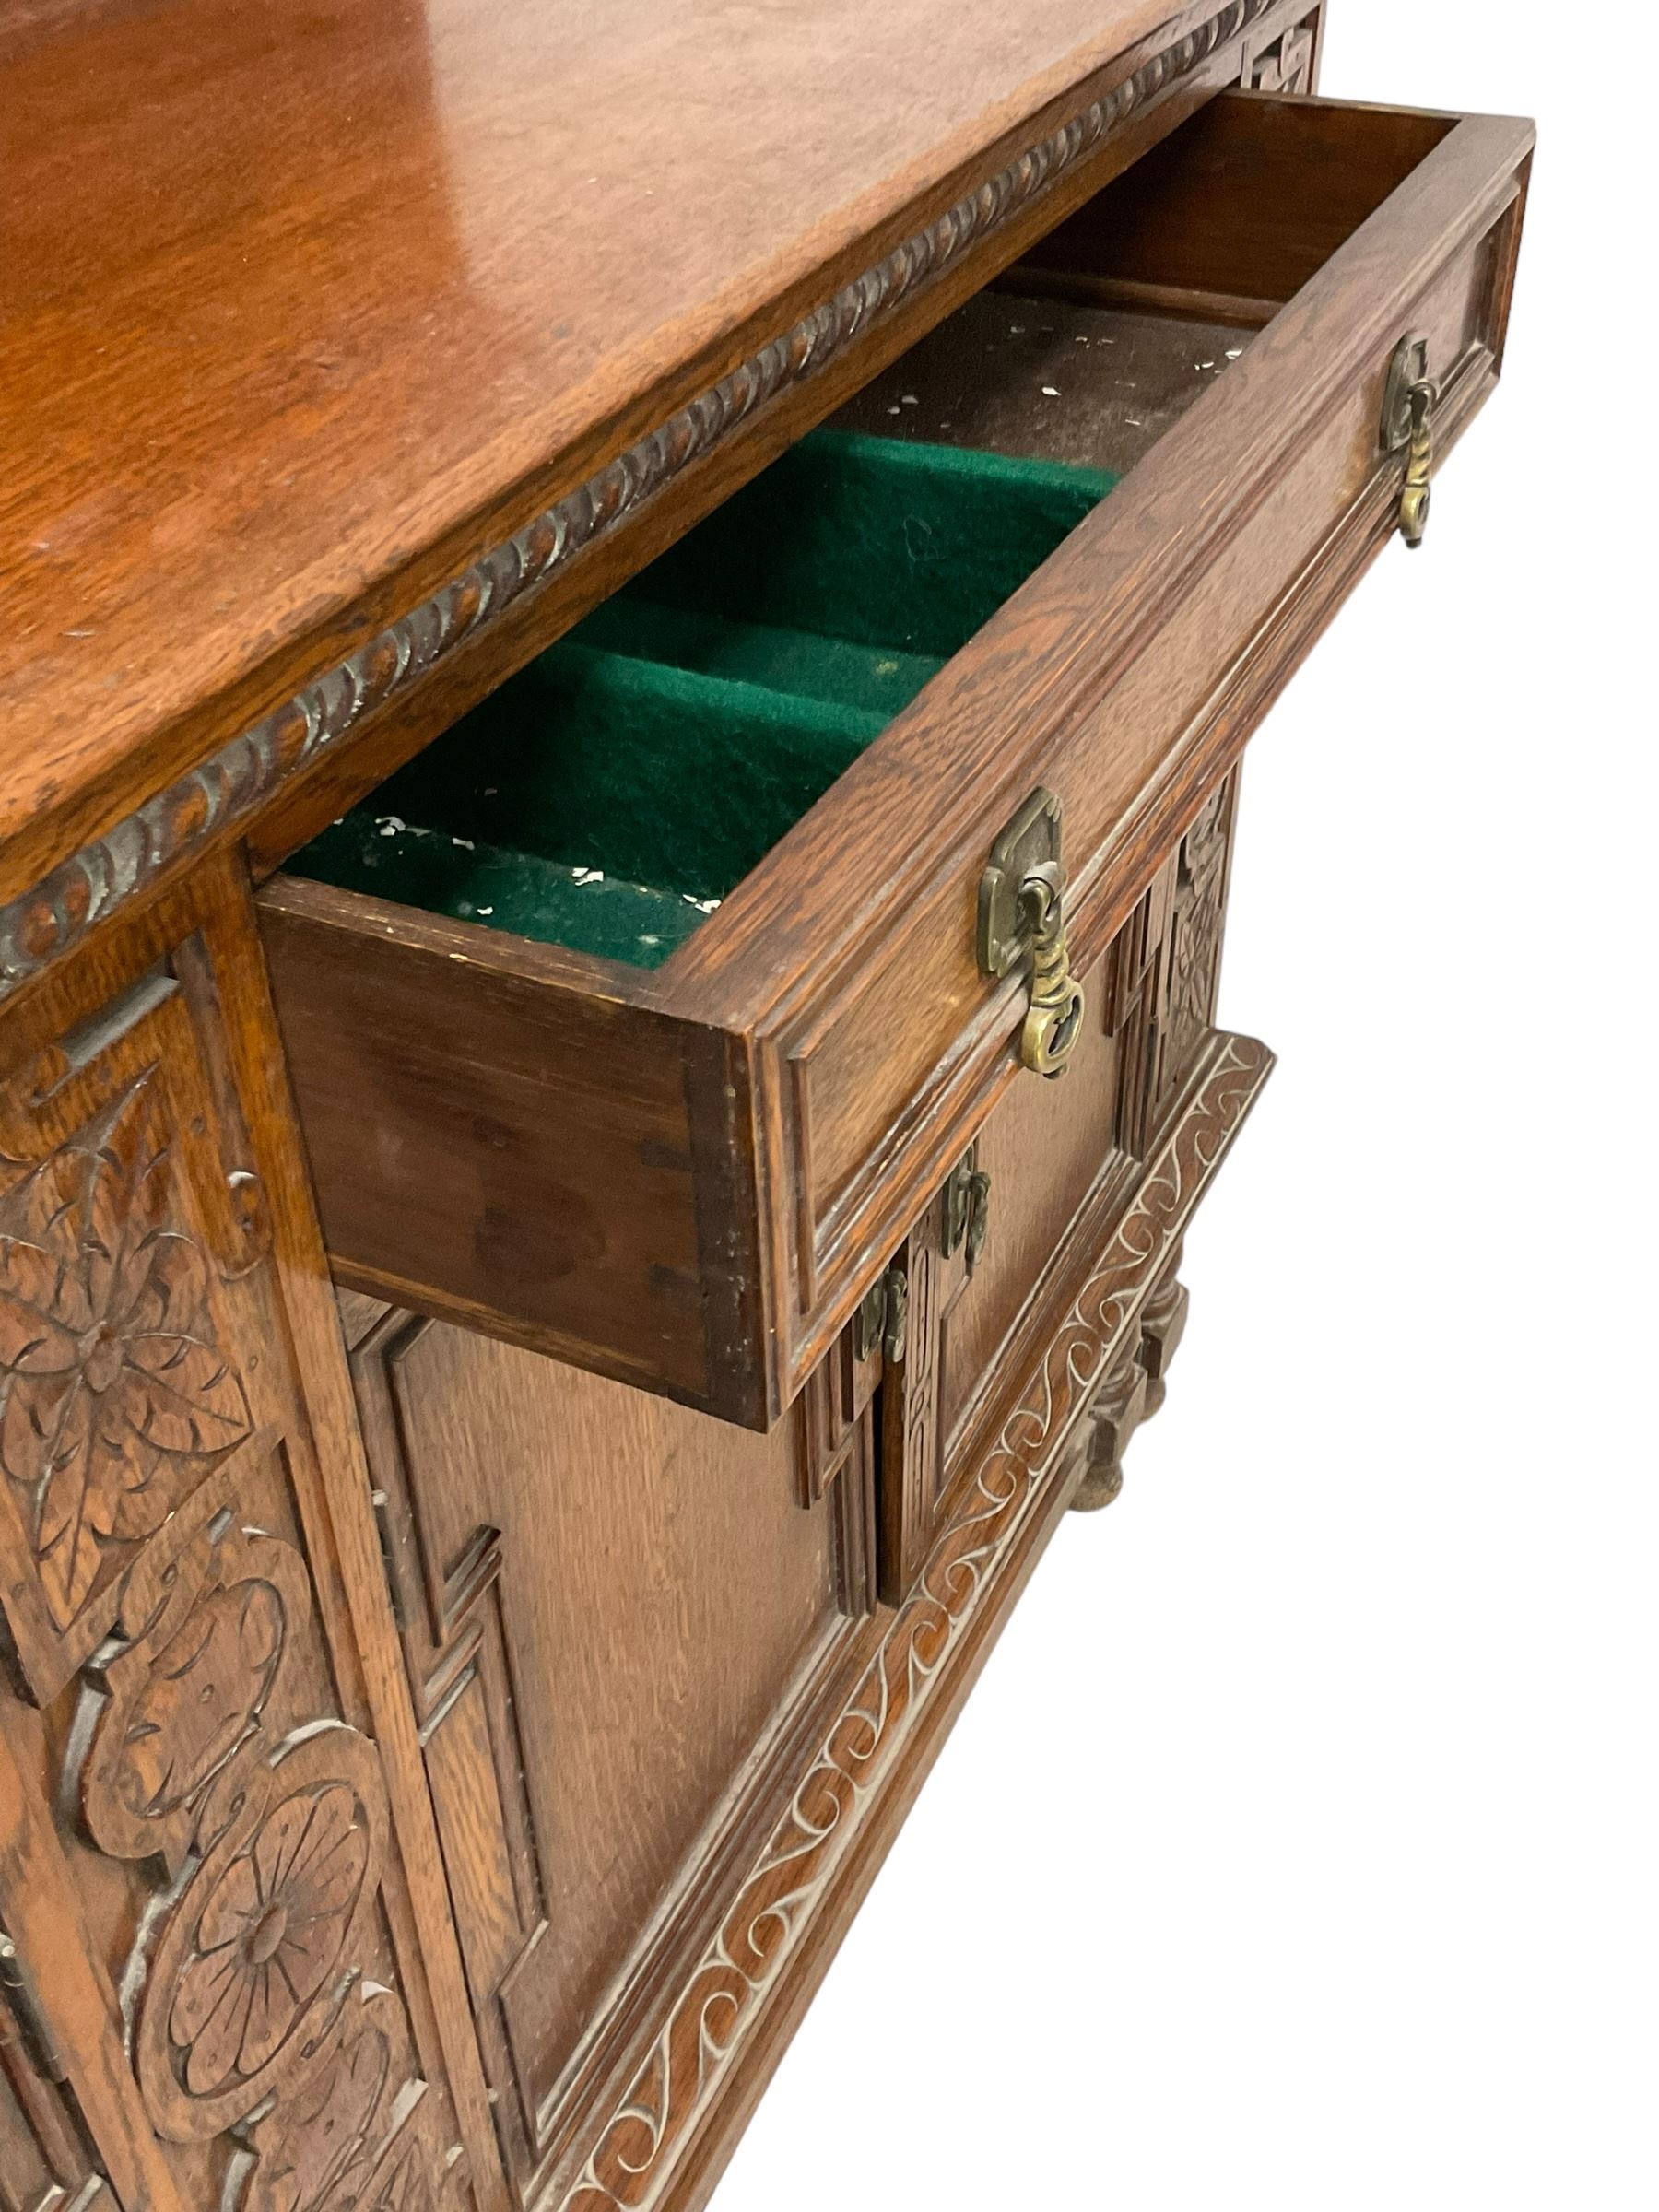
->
xmin=0 ymin=5 xmax=1530 ymax=2208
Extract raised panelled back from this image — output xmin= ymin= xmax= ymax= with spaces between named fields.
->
xmin=341 ymin=1306 xmax=874 ymax=2196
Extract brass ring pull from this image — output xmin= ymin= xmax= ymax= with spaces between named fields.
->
xmin=978 ymin=787 xmax=1086 ymax=1081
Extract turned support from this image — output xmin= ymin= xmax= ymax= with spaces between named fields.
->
xmin=1068 ymin=1243 xmax=1189 ymax=1511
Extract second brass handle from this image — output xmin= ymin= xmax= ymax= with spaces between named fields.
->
xmin=1381 ymin=332 xmax=1440 ymax=549
xmin=1018 ymin=868 xmax=1085 ymax=1078
xmin=978 ymin=788 xmax=1086 ymax=1081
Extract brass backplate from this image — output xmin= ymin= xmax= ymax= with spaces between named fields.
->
xmin=1380 ymin=332 xmax=1430 ymax=453
xmin=978 ymin=787 xmax=1063 ymax=980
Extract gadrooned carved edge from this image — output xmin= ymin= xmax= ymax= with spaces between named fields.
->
xmin=554 ymin=1030 xmax=1273 ymax=2212
xmin=0 ymin=0 xmax=1275 ymax=1004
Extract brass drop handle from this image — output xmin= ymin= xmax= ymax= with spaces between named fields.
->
xmin=1398 ymin=374 xmax=1438 ymax=547
xmin=1381 ymin=332 xmax=1441 ymax=549
xmin=1017 ymin=865 xmax=1085 ymax=1077
xmin=978 ymin=787 xmax=1086 ymax=1081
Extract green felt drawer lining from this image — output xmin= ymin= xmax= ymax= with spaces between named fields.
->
xmin=289 ymin=429 xmax=1117 ymax=970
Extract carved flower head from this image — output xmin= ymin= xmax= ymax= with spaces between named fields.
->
xmin=0 ymin=1075 xmax=248 ymax=1626
xmin=170 ymin=1780 xmax=370 ymax=2097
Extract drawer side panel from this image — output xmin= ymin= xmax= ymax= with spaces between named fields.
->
xmin=260 ymin=881 xmax=721 ymax=1410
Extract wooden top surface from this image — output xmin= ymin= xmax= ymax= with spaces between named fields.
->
xmin=0 ymin=0 xmax=1178 ymax=900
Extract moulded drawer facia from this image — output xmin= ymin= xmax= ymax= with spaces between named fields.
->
xmin=262 ymin=90 xmax=1534 ymax=1430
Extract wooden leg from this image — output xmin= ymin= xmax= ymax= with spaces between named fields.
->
xmin=1068 ymin=1242 xmax=1188 ymax=1511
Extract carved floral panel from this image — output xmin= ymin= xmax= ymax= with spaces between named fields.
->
xmin=0 ymin=930 xmax=467 ymax=2212
xmin=0 ymin=1067 xmax=250 ymax=1701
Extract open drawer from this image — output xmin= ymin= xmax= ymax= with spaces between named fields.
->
xmin=260 ymin=91 xmax=1532 ymax=1429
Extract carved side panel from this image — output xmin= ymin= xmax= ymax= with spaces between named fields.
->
xmin=795 ymin=1327 xmax=879 ymax=1620
xmin=1242 ymin=8 xmax=1321 ymax=92
xmin=0 ymin=877 xmax=479 ymax=2212
xmin=1157 ymin=772 xmax=1235 ymax=1108
xmin=1104 ymin=768 xmax=1238 ymax=1157
xmin=0 ymin=1037 xmax=251 ymax=1706
xmin=877 ymin=1220 xmax=946 ymax=1607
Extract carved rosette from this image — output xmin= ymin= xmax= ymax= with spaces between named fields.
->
xmin=559 ymin=1030 xmax=1273 ymax=2211
xmin=0 ymin=1072 xmax=251 ymax=1694
xmin=134 ymin=1727 xmax=384 ymax=2141
xmin=62 ymin=1447 xmax=434 ymax=2207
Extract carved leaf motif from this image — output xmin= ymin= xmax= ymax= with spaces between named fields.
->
xmin=0 ymin=1073 xmax=250 ymax=1628
xmin=118 ymin=1578 xmax=288 ymax=1830
xmin=242 ymin=2012 xmax=392 ymax=2212
xmin=362 ymin=2136 xmax=440 ymax=2212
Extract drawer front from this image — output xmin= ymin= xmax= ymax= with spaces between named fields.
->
xmin=264 ymin=91 xmax=1530 ymax=1431
xmin=740 ymin=94 xmax=1531 ymax=1404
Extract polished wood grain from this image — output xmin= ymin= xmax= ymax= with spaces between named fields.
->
xmin=0 ymin=0 xmax=1277 ymax=921
xmin=0 ymin=14 xmax=1537 ymax=2209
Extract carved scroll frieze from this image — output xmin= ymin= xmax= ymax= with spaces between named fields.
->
xmin=557 ymin=1030 xmax=1273 ymax=2212
xmin=0 ymin=0 xmax=1277 ymax=1006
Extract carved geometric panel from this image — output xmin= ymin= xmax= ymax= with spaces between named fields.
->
xmin=1247 ymin=15 xmax=1318 ymax=93
xmin=1101 ymin=767 xmax=1238 ymax=1160
xmin=1159 ymin=772 xmax=1234 ymax=1098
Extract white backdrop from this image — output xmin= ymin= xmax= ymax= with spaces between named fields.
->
xmin=716 ymin=6 xmax=1656 ymax=2206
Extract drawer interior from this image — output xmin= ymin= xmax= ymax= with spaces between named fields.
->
xmin=290 ymin=429 xmax=1119 ymax=968
xmin=283 ymin=94 xmax=1463 ymax=976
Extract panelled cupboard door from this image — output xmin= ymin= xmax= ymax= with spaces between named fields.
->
xmin=878 ymin=770 xmax=1241 ymax=1591
xmin=0 ymin=854 xmax=501 ymax=2212
xmin=335 ymin=1289 xmax=879 ymax=2205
